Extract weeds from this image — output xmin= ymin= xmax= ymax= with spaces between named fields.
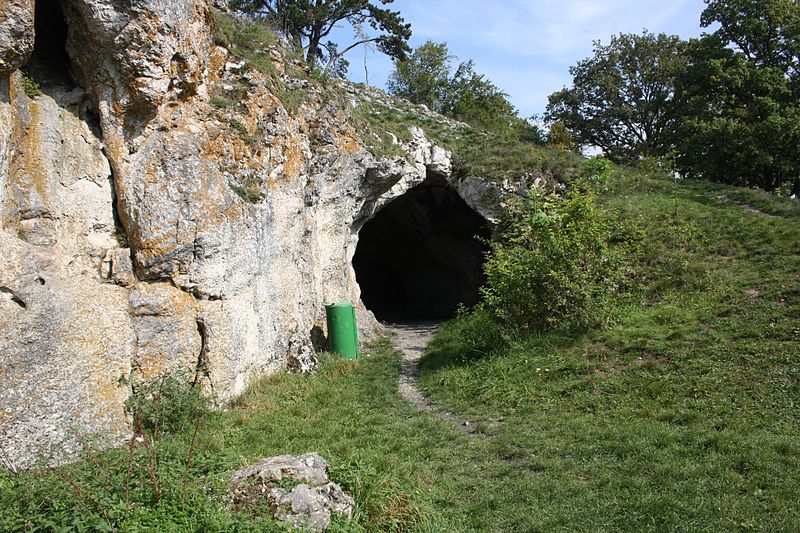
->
xmin=229 ymin=181 xmax=264 ymax=203
xmin=21 ymin=74 xmax=42 ymax=99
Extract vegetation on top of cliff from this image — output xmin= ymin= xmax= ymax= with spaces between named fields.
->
xmin=210 ymin=10 xmax=581 ymax=188
xmin=230 ymin=0 xmax=412 ymax=73
xmin=351 ymin=96 xmax=581 ymax=184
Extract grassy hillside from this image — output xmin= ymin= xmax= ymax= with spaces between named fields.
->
xmin=2 ymin=170 xmax=797 ymax=531
xmin=418 ymin=170 xmax=800 ymax=530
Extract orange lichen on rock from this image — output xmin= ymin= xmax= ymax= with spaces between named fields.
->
xmin=337 ymin=127 xmax=362 ymax=154
xmin=283 ymin=135 xmax=304 ymax=179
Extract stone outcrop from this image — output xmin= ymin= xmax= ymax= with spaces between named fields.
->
xmin=0 ymin=1 xmax=505 ymax=467
xmin=0 ymin=79 xmax=133 ymax=465
xmin=0 ymin=0 xmax=34 ymax=73
xmin=229 ymin=453 xmax=355 ymax=531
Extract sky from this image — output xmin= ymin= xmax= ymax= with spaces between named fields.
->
xmin=332 ymin=0 xmax=709 ymax=119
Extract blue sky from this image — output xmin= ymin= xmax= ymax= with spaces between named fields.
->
xmin=333 ymin=0 xmax=709 ymax=118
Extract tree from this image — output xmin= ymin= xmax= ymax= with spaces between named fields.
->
xmin=545 ymin=32 xmax=687 ymax=163
xmin=388 ymin=41 xmax=527 ymax=134
xmin=386 ymin=41 xmax=452 ymax=111
xmin=671 ymin=0 xmax=800 ymax=195
xmin=701 ymin=0 xmax=799 ymax=77
xmin=230 ymin=0 xmax=411 ymax=71
xmin=443 ymin=60 xmax=519 ymax=131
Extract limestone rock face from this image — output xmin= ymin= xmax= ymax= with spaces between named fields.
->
xmin=0 ymin=77 xmax=134 ymax=467
xmin=0 ymin=0 xmax=34 ymax=73
xmin=0 ymin=2 xmax=508 ymax=467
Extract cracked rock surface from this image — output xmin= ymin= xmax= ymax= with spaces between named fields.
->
xmin=0 ymin=1 xmax=506 ymax=467
xmin=229 ymin=453 xmax=355 ymax=531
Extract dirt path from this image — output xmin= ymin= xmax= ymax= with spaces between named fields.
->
xmin=385 ymin=322 xmax=478 ymax=432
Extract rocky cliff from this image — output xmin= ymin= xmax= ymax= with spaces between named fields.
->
xmin=0 ymin=0 xmax=505 ymax=468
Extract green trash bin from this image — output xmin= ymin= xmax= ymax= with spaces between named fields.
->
xmin=325 ymin=302 xmax=359 ymax=360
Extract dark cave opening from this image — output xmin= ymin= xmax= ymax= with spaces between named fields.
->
xmin=353 ymin=173 xmax=491 ymax=323
xmin=24 ymin=1 xmax=74 ymax=88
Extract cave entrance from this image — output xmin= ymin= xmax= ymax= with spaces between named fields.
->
xmin=23 ymin=0 xmax=74 ymax=88
xmin=353 ymin=173 xmax=491 ymax=323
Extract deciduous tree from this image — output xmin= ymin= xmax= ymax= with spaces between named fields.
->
xmin=545 ymin=32 xmax=687 ymax=163
xmin=672 ymin=0 xmax=800 ymax=195
xmin=230 ymin=0 xmax=411 ymax=72
xmin=386 ymin=40 xmax=452 ymax=111
xmin=388 ymin=41 xmax=530 ymax=135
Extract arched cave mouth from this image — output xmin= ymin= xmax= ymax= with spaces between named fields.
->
xmin=353 ymin=172 xmax=491 ymax=323
xmin=23 ymin=0 xmax=75 ymax=89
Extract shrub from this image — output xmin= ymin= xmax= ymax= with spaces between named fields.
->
xmin=125 ymin=371 xmax=210 ymax=436
xmin=447 ymin=306 xmax=510 ymax=362
xmin=229 ymin=182 xmax=264 ymax=203
xmin=481 ymin=187 xmax=617 ymax=332
xmin=580 ymin=155 xmax=613 ymax=190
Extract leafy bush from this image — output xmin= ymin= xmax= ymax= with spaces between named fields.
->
xmin=420 ymin=306 xmax=512 ymax=370
xmin=481 ymin=187 xmax=617 ymax=332
xmin=125 ymin=371 xmax=210 ymax=436
xmin=580 ymin=155 xmax=613 ymax=190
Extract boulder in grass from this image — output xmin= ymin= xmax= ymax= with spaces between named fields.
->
xmin=229 ymin=453 xmax=355 ymax=531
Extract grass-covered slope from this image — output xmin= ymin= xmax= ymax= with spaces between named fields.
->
xmin=419 ymin=170 xmax=800 ymax=530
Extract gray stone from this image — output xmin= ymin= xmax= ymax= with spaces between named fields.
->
xmin=101 ymin=248 xmax=135 ymax=286
xmin=229 ymin=453 xmax=355 ymax=532
xmin=231 ymin=452 xmax=331 ymax=487
xmin=0 ymin=79 xmax=133 ymax=468
xmin=0 ymin=0 xmax=34 ymax=73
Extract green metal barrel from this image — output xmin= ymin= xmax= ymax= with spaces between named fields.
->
xmin=325 ymin=302 xmax=359 ymax=360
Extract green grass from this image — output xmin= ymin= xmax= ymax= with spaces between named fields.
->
xmin=418 ymin=170 xmax=800 ymax=531
xmin=2 ymin=172 xmax=798 ymax=531
xmin=352 ymin=99 xmax=581 ymax=183
xmin=0 ymin=343 xmax=482 ymax=531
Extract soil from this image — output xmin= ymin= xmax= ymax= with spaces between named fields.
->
xmin=385 ymin=322 xmax=492 ymax=434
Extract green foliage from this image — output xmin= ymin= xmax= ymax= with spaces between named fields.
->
xmin=230 ymin=0 xmax=411 ymax=72
xmin=580 ymin=155 xmax=613 ymax=190
xmin=125 ymin=372 xmax=210 ymax=436
xmin=443 ymin=60 xmax=520 ymax=132
xmin=229 ymin=180 xmax=265 ymax=203
xmin=670 ymin=0 xmax=800 ymax=195
xmin=546 ymin=121 xmax=578 ymax=152
xmin=481 ymin=188 xmax=618 ymax=333
xmin=387 ymin=40 xmax=452 ymax=111
xmin=701 ymin=0 xmax=800 ymax=76
xmin=350 ymin=103 xmax=412 ymax=158
xmin=545 ymin=31 xmax=687 ymax=163
xmin=21 ymin=74 xmax=42 ymax=98
xmin=212 ymin=12 xmax=279 ymax=76
xmin=419 ymin=307 xmax=510 ymax=367
xmin=417 ymin=171 xmax=800 ymax=531
xmin=388 ymin=41 xmax=532 ymax=136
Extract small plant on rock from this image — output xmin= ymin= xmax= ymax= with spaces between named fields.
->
xmin=21 ymin=74 xmax=42 ymax=99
